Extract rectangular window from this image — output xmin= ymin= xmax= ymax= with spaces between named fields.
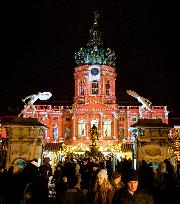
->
xmin=80 ymin=81 xmax=85 ymax=96
xmin=106 ymin=81 xmax=110 ymax=95
xmin=92 ymin=81 xmax=98 ymax=95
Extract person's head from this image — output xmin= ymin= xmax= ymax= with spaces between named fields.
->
xmin=56 ymin=164 xmax=63 ymax=171
xmin=82 ymin=158 xmax=88 ymax=165
xmin=0 ymin=165 xmax=5 ymax=173
xmin=159 ymin=162 xmax=167 ymax=173
xmin=97 ymin=169 xmax=108 ymax=186
xmin=126 ymin=170 xmax=139 ymax=193
xmin=112 ymin=172 xmax=122 ymax=184
xmin=63 ymin=176 xmax=68 ymax=183
xmin=44 ymin=157 xmax=50 ymax=165
xmin=92 ymin=163 xmax=99 ymax=171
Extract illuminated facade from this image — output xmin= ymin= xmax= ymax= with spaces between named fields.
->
xmin=22 ymin=13 xmax=169 ymax=155
xmin=169 ymin=118 xmax=180 ymax=162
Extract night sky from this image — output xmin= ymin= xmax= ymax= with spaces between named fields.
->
xmin=1 ymin=1 xmax=179 ymax=117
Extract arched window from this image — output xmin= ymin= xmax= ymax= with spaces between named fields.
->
xmin=78 ymin=118 xmax=86 ymax=136
xmin=103 ymin=119 xmax=111 ymax=137
xmin=91 ymin=80 xmax=98 ymax=95
xmin=106 ymin=81 xmax=110 ymax=95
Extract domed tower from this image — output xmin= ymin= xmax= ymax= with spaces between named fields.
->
xmin=72 ymin=12 xmax=119 ymax=141
xmin=74 ymin=11 xmax=116 ymax=105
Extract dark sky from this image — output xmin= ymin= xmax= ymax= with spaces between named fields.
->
xmin=1 ymin=0 xmax=179 ymax=117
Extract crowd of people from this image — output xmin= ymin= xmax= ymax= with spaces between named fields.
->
xmin=0 ymin=156 xmax=180 ymax=204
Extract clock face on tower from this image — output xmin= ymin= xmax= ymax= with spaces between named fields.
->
xmin=88 ymin=65 xmax=100 ymax=81
xmin=91 ymin=67 xmax=99 ymax=76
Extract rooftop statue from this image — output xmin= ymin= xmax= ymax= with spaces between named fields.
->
xmin=18 ymin=92 xmax=52 ymax=117
xmin=127 ymin=90 xmax=153 ymax=117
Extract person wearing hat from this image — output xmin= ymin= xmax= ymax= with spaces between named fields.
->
xmin=112 ymin=170 xmax=154 ymax=204
xmin=91 ymin=169 xmax=114 ymax=204
xmin=111 ymin=172 xmax=124 ymax=197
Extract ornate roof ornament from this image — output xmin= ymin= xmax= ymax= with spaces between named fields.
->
xmin=74 ymin=11 xmax=116 ymax=67
xmin=87 ymin=11 xmax=103 ymax=47
xmin=94 ymin=11 xmax=99 ymax=24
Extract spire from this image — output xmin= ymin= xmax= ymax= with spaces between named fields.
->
xmin=94 ymin=11 xmax=99 ymax=25
xmin=87 ymin=11 xmax=103 ymax=47
xmin=74 ymin=12 xmax=116 ymax=67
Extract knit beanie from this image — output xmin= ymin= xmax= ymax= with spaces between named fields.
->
xmin=126 ymin=170 xmax=139 ymax=183
xmin=97 ymin=169 xmax=108 ymax=180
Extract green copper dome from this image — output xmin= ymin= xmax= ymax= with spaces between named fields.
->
xmin=74 ymin=12 xmax=116 ymax=67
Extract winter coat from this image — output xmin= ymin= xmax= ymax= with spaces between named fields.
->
xmin=92 ymin=183 xmax=114 ymax=204
xmin=59 ymin=188 xmax=84 ymax=204
xmin=112 ymin=187 xmax=154 ymax=204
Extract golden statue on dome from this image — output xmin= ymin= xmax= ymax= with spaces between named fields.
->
xmin=94 ymin=11 xmax=99 ymax=24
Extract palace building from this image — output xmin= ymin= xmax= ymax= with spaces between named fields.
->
xmin=20 ymin=13 xmax=169 ymax=162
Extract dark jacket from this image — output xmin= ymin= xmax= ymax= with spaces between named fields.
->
xmin=112 ymin=187 xmax=154 ymax=204
xmin=60 ymin=188 xmax=84 ymax=204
